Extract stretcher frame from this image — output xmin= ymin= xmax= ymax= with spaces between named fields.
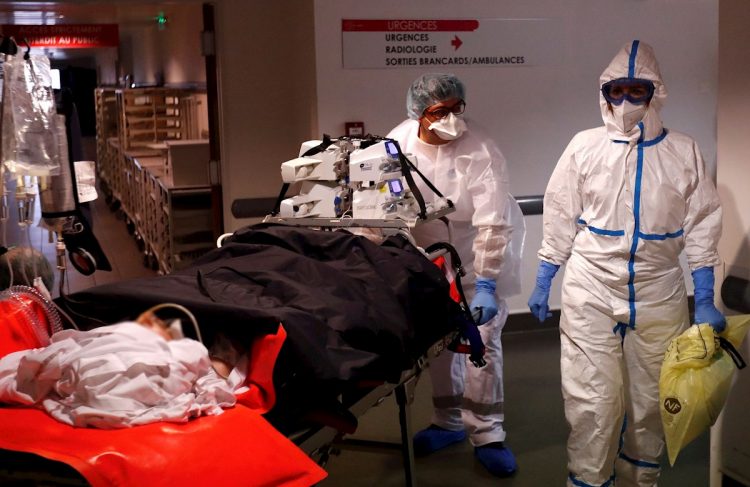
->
xmin=262 ymin=205 xmax=455 ymax=240
xmin=291 ymin=356 xmax=428 ymax=487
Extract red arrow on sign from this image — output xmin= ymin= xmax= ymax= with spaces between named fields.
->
xmin=451 ymin=35 xmax=463 ymax=50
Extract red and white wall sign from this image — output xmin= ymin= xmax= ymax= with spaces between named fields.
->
xmin=342 ymin=18 xmax=559 ymax=69
xmin=1 ymin=24 xmax=119 ymax=48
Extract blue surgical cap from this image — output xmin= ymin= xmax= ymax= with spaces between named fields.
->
xmin=406 ymin=73 xmax=466 ymax=120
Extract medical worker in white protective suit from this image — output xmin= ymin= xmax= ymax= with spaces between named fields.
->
xmin=528 ymin=40 xmax=724 ymax=486
xmin=388 ymin=73 xmax=521 ymax=477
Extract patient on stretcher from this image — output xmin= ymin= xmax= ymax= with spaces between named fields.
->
xmin=0 ymin=307 xmax=248 ymax=429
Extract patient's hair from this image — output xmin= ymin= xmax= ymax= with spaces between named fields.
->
xmin=0 ymin=246 xmax=55 ymax=291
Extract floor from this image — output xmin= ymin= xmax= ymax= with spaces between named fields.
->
xmin=319 ymin=326 xmax=712 ymax=487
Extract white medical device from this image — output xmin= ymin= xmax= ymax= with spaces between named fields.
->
xmin=274 ymin=136 xmax=452 ymax=226
xmin=348 ymin=139 xmax=402 ymax=182
xmin=278 ymin=181 xmax=343 ymax=218
xmin=280 ymin=143 xmax=344 ymax=183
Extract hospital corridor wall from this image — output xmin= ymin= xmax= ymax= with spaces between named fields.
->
xmin=210 ymin=3 xmax=745 ymax=482
xmin=311 ymin=0 xmax=717 ymax=316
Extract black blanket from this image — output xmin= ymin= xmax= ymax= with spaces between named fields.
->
xmin=59 ymin=224 xmax=460 ymax=391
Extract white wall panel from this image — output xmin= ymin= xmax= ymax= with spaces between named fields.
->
xmin=314 ymin=0 xmax=717 ymax=313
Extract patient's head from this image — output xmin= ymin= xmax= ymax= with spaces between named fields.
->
xmin=135 ymin=305 xmax=233 ymax=378
xmin=135 ymin=311 xmax=173 ymax=341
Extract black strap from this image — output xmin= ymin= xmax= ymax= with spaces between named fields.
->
xmin=398 ymin=146 xmax=447 ymax=200
xmin=390 ymin=138 xmax=454 ymax=220
xmin=270 ymin=183 xmax=291 ymax=217
xmin=301 ymin=134 xmax=333 ymax=157
xmin=719 ymin=336 xmax=747 ymax=369
xmin=395 ymin=151 xmax=427 ymax=219
xmin=425 ymin=241 xmax=486 ymax=366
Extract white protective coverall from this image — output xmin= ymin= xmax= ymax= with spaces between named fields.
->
xmin=538 ymin=40 xmax=722 ymax=486
xmin=388 ymin=118 xmax=522 ymax=446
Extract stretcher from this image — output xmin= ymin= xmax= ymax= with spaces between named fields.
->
xmin=0 ymin=304 xmax=327 ymax=486
xmin=0 ymin=224 xmax=471 ymax=486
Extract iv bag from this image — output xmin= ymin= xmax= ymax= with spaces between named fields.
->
xmin=1 ymin=55 xmax=61 ymax=176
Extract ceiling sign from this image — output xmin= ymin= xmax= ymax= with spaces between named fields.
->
xmin=0 ymin=24 xmax=119 ymax=48
xmin=342 ymin=18 xmax=560 ymax=69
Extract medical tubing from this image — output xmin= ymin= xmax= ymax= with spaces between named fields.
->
xmin=1 ymin=285 xmax=64 ymax=342
xmin=51 ymin=300 xmax=80 ymax=330
xmin=17 ymin=249 xmax=30 ymax=286
xmin=57 ymin=294 xmax=110 ymax=328
xmin=4 ymin=250 xmax=14 ymax=287
xmin=691 ymin=267 xmax=715 ymax=305
xmin=141 ymin=302 xmax=202 ymax=343
xmin=25 ymin=226 xmax=38 ymax=282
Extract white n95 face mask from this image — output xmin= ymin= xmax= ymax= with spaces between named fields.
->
xmin=428 ymin=113 xmax=467 ymax=141
xmin=612 ymin=101 xmax=648 ymax=133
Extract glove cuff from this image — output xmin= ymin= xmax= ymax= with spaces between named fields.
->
xmin=691 ymin=266 xmax=715 ymax=304
xmin=475 ymin=276 xmax=496 ymax=294
xmin=536 ymin=261 xmax=560 ymax=290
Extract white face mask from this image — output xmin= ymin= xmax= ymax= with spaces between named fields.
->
xmin=428 ymin=113 xmax=467 ymax=141
xmin=611 ymin=101 xmax=648 ymax=133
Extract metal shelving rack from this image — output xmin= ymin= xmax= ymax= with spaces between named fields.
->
xmin=94 ymin=87 xmax=212 ymax=273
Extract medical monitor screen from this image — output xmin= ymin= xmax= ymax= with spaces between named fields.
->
xmin=385 ymin=140 xmax=399 ymax=159
xmin=388 ymin=179 xmax=403 ymax=195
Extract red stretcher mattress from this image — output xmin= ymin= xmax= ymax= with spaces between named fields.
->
xmin=0 ymin=302 xmax=327 ymax=487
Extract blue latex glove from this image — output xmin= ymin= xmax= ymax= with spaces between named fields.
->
xmin=471 ymin=277 xmax=498 ymax=325
xmin=528 ymin=261 xmax=560 ymax=323
xmin=692 ymin=266 xmax=726 ymax=333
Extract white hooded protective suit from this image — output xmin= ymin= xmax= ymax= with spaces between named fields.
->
xmin=387 ymin=118 xmax=519 ymax=446
xmin=539 ymin=40 xmax=722 ymax=486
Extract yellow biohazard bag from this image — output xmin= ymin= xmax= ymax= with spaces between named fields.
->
xmin=659 ymin=315 xmax=750 ymax=466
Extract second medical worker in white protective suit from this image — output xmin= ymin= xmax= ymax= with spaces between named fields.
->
xmin=528 ymin=40 xmax=724 ymax=486
xmin=388 ymin=73 xmax=519 ymax=477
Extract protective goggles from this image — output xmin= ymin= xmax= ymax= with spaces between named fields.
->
xmin=601 ymin=78 xmax=655 ymax=106
xmin=423 ymin=100 xmax=466 ymax=119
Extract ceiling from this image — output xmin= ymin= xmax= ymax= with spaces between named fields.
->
xmin=0 ymin=2 xmax=199 ymax=25
xmin=0 ymin=1 xmax=200 ymax=60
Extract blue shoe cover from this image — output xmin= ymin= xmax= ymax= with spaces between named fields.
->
xmin=475 ymin=443 xmax=517 ymax=477
xmin=412 ymin=425 xmax=466 ymax=456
